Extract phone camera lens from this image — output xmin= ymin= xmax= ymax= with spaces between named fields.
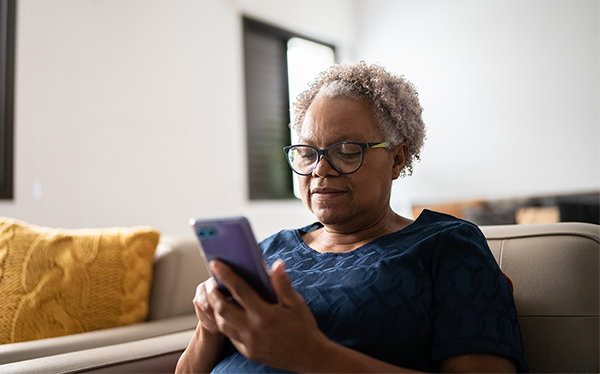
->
xmin=197 ymin=227 xmax=218 ymax=239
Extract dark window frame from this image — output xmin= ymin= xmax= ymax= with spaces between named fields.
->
xmin=0 ymin=0 xmax=15 ymax=200
xmin=243 ymin=17 xmax=336 ymax=200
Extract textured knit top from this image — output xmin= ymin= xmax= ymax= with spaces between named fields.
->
xmin=212 ymin=210 xmax=528 ymax=373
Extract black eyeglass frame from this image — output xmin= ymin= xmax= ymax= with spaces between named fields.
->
xmin=283 ymin=141 xmax=391 ymax=176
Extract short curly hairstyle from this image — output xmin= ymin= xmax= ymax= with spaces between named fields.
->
xmin=292 ymin=61 xmax=426 ymax=177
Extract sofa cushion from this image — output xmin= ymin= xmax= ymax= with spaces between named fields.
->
xmin=0 ymin=218 xmax=160 ymax=344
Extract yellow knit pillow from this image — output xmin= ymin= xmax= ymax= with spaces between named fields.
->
xmin=0 ymin=218 xmax=160 ymax=344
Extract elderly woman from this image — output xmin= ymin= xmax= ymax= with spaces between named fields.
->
xmin=176 ymin=62 xmax=527 ymax=373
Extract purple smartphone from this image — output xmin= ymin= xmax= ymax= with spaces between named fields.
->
xmin=190 ymin=217 xmax=277 ymax=304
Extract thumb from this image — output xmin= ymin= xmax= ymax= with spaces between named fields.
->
xmin=270 ymin=260 xmax=303 ymax=307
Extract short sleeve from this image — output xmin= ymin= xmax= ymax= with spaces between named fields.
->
xmin=431 ymin=223 xmax=528 ymax=372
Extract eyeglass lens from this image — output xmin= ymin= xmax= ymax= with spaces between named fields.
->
xmin=287 ymin=143 xmax=364 ymax=175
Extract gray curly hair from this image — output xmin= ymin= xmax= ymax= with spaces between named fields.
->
xmin=292 ymin=61 xmax=426 ymax=177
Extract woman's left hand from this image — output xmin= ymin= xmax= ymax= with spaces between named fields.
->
xmin=206 ymin=259 xmax=330 ymax=372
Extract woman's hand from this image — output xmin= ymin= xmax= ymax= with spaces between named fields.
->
xmin=192 ymin=277 xmax=222 ymax=333
xmin=206 ymin=259 xmax=331 ymax=372
xmin=201 ymin=261 xmax=517 ymax=373
xmin=175 ymin=278 xmax=227 ymax=374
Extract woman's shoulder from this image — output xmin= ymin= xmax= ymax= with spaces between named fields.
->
xmin=414 ymin=208 xmax=476 ymax=226
xmin=379 ymin=209 xmax=487 ymax=252
xmin=409 ymin=209 xmax=482 ymax=236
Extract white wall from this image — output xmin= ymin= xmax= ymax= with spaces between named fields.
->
xmin=0 ymin=0 xmax=358 ymax=240
xmin=356 ymin=0 xmax=599 ymax=211
xmin=2 ymin=0 xmax=598 ymax=240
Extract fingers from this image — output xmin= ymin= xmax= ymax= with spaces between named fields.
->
xmin=193 ymin=265 xmax=260 ymax=343
xmin=209 ymin=260 xmax=263 ymax=311
xmin=207 ymin=260 xmax=283 ymax=343
xmin=204 ymin=259 xmax=326 ymax=370
xmin=270 ymin=260 xmax=304 ymax=307
xmin=197 ymin=272 xmax=248 ymax=343
xmin=192 ymin=279 xmax=220 ymax=333
xmin=204 ymin=266 xmax=247 ymax=344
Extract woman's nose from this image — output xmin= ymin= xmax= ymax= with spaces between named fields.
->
xmin=311 ymin=155 xmax=340 ymax=177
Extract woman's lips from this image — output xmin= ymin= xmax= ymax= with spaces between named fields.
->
xmin=311 ymin=187 xmax=347 ymax=200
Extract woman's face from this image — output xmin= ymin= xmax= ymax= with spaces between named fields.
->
xmin=297 ymin=95 xmax=405 ymax=232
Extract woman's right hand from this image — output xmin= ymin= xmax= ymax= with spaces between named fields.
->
xmin=175 ymin=278 xmax=227 ymax=374
xmin=193 ymin=277 xmax=223 ymax=334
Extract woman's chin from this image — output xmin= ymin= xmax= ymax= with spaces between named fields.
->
xmin=313 ymin=208 xmax=351 ymax=227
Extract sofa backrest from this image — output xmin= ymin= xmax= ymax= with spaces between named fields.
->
xmin=147 ymin=236 xmax=209 ymax=320
xmin=149 ymin=223 xmax=600 ymax=373
xmin=481 ymin=222 xmax=599 ymax=373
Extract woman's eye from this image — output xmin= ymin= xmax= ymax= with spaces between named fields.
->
xmin=338 ymin=151 xmax=361 ymax=159
xmin=295 ymin=150 xmax=316 ymax=161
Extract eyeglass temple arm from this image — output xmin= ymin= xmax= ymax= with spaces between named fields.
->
xmin=368 ymin=142 xmax=392 ymax=148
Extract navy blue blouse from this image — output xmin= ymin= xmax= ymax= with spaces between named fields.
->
xmin=212 ymin=210 xmax=528 ymax=373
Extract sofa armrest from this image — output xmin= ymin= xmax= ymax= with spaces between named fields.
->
xmin=0 ymin=330 xmax=194 ymax=374
xmin=0 ymin=314 xmax=197 ymax=365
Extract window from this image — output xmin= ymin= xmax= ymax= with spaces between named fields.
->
xmin=0 ymin=0 xmax=15 ymax=200
xmin=243 ymin=17 xmax=335 ymax=200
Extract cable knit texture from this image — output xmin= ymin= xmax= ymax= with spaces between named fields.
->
xmin=0 ymin=218 xmax=160 ymax=344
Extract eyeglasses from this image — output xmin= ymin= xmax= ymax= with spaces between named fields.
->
xmin=283 ymin=142 xmax=391 ymax=176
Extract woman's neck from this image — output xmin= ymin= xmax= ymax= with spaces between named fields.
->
xmin=302 ymin=210 xmax=414 ymax=253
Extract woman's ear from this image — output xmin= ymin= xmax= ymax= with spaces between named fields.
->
xmin=392 ymin=143 xmax=407 ymax=180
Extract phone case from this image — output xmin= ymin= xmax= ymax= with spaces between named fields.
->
xmin=190 ymin=217 xmax=277 ymax=304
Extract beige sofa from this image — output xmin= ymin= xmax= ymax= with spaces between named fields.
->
xmin=0 ymin=223 xmax=598 ymax=373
